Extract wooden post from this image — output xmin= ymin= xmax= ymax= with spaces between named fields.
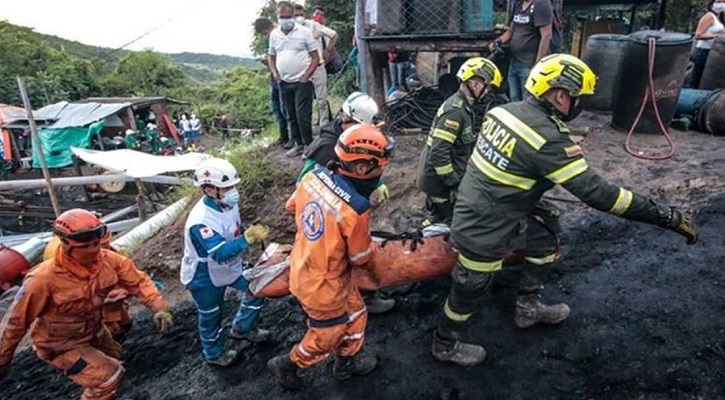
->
xmin=17 ymin=77 xmax=61 ymax=217
xmin=8 ymin=129 xmax=23 ymax=166
xmin=96 ymin=131 xmax=105 ymax=150
xmin=369 ymin=51 xmax=386 ymax=106
xmin=134 ymin=178 xmax=148 ymax=221
xmin=126 ymin=107 xmax=137 ymax=131
xmin=71 ymin=155 xmax=91 ymax=203
xmin=355 ymin=0 xmax=370 ymax=94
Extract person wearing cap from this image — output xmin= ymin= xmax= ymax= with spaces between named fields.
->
xmin=145 ymin=123 xmax=162 ymax=155
xmin=417 ymin=58 xmax=503 ymax=226
xmin=181 ymin=158 xmax=272 ymax=367
xmin=267 ymin=124 xmax=395 ymax=390
xmin=0 ymin=209 xmax=172 ymax=400
xmin=123 ymin=129 xmax=140 ymax=150
xmin=431 ymin=54 xmax=698 ymax=367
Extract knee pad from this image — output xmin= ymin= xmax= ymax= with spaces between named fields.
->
xmin=448 ymin=262 xmax=495 ymax=315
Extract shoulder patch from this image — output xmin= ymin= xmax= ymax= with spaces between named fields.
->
xmin=443 ymin=119 xmax=460 ymax=130
xmin=301 ymin=202 xmax=325 ymax=241
xmin=199 ymin=226 xmax=214 ymax=239
xmin=452 ymin=98 xmax=464 ymax=108
xmin=549 ymin=115 xmax=571 ymax=134
xmin=564 ymin=144 xmax=583 ymax=158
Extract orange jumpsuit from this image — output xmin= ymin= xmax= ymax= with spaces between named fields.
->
xmin=286 ymin=167 xmax=374 ymax=368
xmin=0 ymin=249 xmax=167 ymax=400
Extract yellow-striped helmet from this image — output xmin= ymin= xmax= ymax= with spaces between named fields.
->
xmin=525 ymin=54 xmax=597 ymax=99
xmin=456 ymin=57 xmax=503 ymax=88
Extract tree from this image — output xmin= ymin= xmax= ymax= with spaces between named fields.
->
xmin=101 ymin=51 xmax=187 ymax=97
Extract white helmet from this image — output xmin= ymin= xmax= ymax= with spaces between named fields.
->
xmin=125 ymin=129 xmax=135 ymax=136
xmin=193 ymin=158 xmax=240 ymax=188
xmin=341 ymin=92 xmax=379 ymax=125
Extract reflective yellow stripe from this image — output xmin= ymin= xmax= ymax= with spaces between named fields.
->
xmin=429 ymin=196 xmax=448 ymax=203
xmin=609 ymin=188 xmax=633 ymax=216
xmin=426 ymin=137 xmax=433 ymax=146
xmin=434 ymin=164 xmax=454 ymax=175
xmin=471 ymin=151 xmax=536 ymax=191
xmin=545 ymin=158 xmax=589 ymax=184
xmin=458 ymin=253 xmax=503 ymax=272
xmin=432 ymin=129 xmax=457 ymax=143
xmin=524 ymin=253 xmax=558 ymax=265
xmin=489 ymin=108 xmax=546 ymax=150
xmin=444 ymin=300 xmax=471 ymax=322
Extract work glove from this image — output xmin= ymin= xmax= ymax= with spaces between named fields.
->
xmin=665 ymin=208 xmax=699 ymax=245
xmin=0 ymin=362 xmax=11 ymax=378
xmin=153 ymin=310 xmax=174 ymax=333
xmin=244 ymin=224 xmax=270 ymax=245
xmin=440 ymin=172 xmax=460 ymax=189
xmin=372 ymin=184 xmax=390 ymax=205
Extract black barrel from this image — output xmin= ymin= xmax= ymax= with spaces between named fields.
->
xmin=699 ymin=35 xmax=725 ymax=90
xmin=612 ymin=31 xmax=692 ymax=134
xmin=581 ymin=34 xmax=629 ymax=112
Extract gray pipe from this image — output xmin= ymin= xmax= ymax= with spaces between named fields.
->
xmin=0 ymin=174 xmax=190 ymax=191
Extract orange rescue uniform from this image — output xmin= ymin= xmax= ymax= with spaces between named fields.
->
xmin=286 ymin=167 xmax=374 ymax=368
xmin=0 ymin=249 xmax=167 ymax=400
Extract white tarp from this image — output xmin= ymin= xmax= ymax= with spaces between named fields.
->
xmin=71 ymin=147 xmax=212 ymax=178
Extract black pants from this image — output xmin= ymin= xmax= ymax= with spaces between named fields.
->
xmin=280 ymin=81 xmax=314 ymax=146
xmin=687 ymin=48 xmax=710 ymax=89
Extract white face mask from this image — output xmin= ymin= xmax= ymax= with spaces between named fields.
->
xmin=713 ymin=3 xmax=725 ymax=13
xmin=295 ymin=16 xmax=305 ymax=24
xmin=222 ymin=188 xmax=240 ymax=206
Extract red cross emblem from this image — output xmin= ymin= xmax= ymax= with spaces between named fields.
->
xmin=203 ymin=170 xmax=211 ymax=177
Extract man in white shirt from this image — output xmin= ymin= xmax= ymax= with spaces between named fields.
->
xmin=294 ymin=4 xmax=338 ymax=129
xmin=268 ymin=1 xmax=320 ymax=157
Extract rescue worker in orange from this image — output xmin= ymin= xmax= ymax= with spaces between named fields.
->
xmin=267 ymin=124 xmax=394 ymax=390
xmin=43 ymin=226 xmax=135 ymax=342
xmin=0 ymin=209 xmax=173 ymax=400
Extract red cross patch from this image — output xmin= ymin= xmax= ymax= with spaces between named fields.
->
xmin=203 ymin=170 xmax=211 ymax=177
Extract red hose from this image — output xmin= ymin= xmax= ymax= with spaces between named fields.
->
xmin=624 ymin=37 xmax=676 ymax=160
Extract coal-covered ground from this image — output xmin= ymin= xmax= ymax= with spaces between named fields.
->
xmin=4 ymin=119 xmax=725 ymax=399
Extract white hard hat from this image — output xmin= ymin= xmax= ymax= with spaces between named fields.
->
xmin=147 ymin=123 xmax=156 ymax=129
xmin=125 ymin=129 xmax=135 ymax=135
xmin=341 ymin=92 xmax=379 ymax=125
xmin=193 ymin=158 xmax=240 ymax=188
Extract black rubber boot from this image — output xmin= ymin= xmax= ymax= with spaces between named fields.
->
xmin=431 ymin=329 xmax=486 ymax=367
xmin=267 ymin=353 xmax=303 ymax=390
xmin=331 ymin=353 xmax=378 ymax=381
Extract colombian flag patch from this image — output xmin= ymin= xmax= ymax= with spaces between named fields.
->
xmin=565 ymin=145 xmax=583 ymax=157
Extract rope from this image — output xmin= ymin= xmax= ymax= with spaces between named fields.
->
xmin=624 ymin=37 xmax=676 ymax=160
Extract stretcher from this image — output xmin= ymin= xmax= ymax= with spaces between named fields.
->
xmin=244 ymin=225 xmax=527 ymax=298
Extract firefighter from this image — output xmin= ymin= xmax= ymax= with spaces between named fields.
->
xmin=267 ymin=124 xmax=394 ymax=390
xmin=181 ymin=158 xmax=271 ymax=367
xmin=431 ymin=54 xmax=699 ymax=367
xmin=417 ymin=57 xmax=502 ymax=226
xmin=0 ymin=209 xmax=172 ymax=400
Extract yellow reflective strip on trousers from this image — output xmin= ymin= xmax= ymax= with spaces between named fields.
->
xmin=430 ymin=196 xmax=448 ymax=203
xmin=470 ymin=151 xmax=536 ymax=190
xmin=609 ymin=187 xmax=633 ymax=215
xmin=524 ymin=253 xmax=558 ymax=265
xmin=488 ymin=108 xmax=546 ymax=150
xmin=545 ymin=158 xmax=589 ymax=184
xmin=434 ymin=164 xmax=454 ymax=175
xmin=426 ymin=137 xmax=433 ymax=146
xmin=458 ymin=253 xmax=503 ymax=272
xmin=432 ymin=129 xmax=457 ymax=143
xmin=444 ymin=300 xmax=471 ymax=322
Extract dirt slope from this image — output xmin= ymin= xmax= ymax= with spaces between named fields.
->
xmin=4 ymin=115 xmax=725 ymax=400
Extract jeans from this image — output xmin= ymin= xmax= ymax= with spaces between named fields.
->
xmin=687 ymin=48 xmax=710 ymax=89
xmin=186 ymin=264 xmax=264 ymax=361
xmin=389 ymin=61 xmax=410 ymax=90
xmin=271 ymin=80 xmax=289 ymax=142
xmin=508 ymin=62 xmax=532 ymax=102
xmin=280 ymin=81 xmax=315 ymax=146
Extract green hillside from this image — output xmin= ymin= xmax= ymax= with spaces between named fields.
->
xmin=4 ymin=22 xmax=256 ymax=84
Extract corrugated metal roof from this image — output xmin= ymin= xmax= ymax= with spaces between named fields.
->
xmin=75 ymin=97 xmax=186 ymax=108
